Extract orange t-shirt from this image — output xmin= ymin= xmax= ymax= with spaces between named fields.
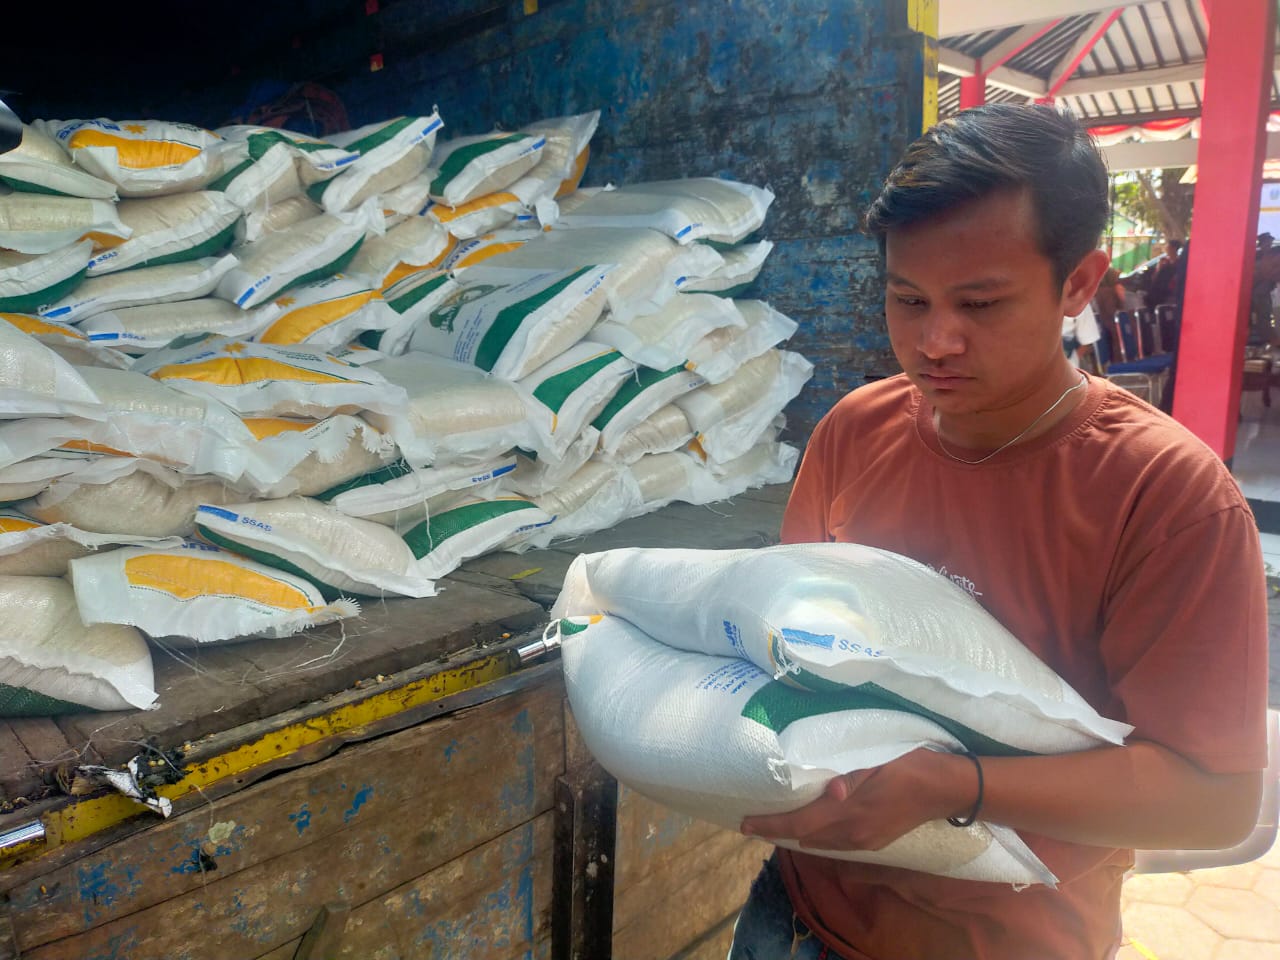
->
xmin=777 ymin=373 xmax=1269 ymax=960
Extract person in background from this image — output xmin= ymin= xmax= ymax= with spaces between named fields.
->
xmin=1062 ymin=300 xmax=1102 ymax=372
xmin=1253 ymin=233 xmax=1280 ymax=344
xmin=1143 ymin=238 xmax=1183 ymax=309
xmin=728 ymin=104 xmax=1266 ymax=960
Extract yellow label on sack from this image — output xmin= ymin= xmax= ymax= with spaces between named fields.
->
xmin=0 ymin=313 xmax=84 ymax=341
xmin=453 ymin=240 xmax=528 ymax=271
xmin=0 ymin=516 xmax=41 ymax=534
xmin=124 ymin=554 xmax=317 ymax=610
xmin=57 ymin=439 xmax=138 ymax=459
xmin=243 ymin=417 xmax=321 ymax=440
xmin=258 ymin=292 xmax=377 ymax=345
xmin=431 ymin=192 xmax=519 ymax=224
xmin=66 ymin=130 xmax=204 ymax=170
xmin=556 ymin=146 xmax=590 ymax=199
xmin=81 ymin=230 xmax=128 ymax=251
xmin=150 ymin=356 xmax=355 ymax=387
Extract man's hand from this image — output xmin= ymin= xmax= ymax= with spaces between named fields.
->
xmin=739 ymin=748 xmax=978 ymax=851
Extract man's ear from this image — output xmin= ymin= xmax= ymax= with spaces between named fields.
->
xmin=1061 ymin=249 xmax=1111 ymax=317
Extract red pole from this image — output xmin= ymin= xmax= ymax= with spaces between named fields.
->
xmin=959 ymin=74 xmax=986 ymax=109
xmin=1172 ymin=0 xmax=1276 ymax=459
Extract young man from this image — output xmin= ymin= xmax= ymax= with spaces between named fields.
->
xmin=729 ymin=105 xmax=1268 ymax=960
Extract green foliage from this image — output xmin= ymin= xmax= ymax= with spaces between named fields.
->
xmin=1110 ymin=168 xmax=1195 ymax=240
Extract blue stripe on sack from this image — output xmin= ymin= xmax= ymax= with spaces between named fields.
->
xmin=492 ymin=462 xmax=516 ymax=478
xmin=781 ymin=627 xmax=836 ymax=649
xmin=675 ymin=225 xmax=693 ymax=238
xmin=87 ymin=333 xmax=120 ymax=341
xmin=197 ymin=506 xmax=240 ymax=523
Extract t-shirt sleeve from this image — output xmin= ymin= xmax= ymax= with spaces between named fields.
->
xmin=780 ymin=404 xmax=840 ymax=544
xmin=1101 ymin=504 xmax=1269 ymax=774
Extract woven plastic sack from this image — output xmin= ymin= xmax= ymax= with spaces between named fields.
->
xmin=408 ymin=266 xmax=611 ymax=381
xmin=311 ymin=114 xmax=444 ymax=213
xmin=0 ymin=319 xmax=104 ymax=420
xmin=76 ymin=297 xmax=280 ymax=353
xmin=195 ymin=499 xmax=436 ymax=599
xmin=685 ymin=299 xmax=797 ymax=384
xmin=255 ymin=274 xmax=396 ymax=349
xmin=0 ymin=241 xmax=92 ymax=316
xmin=442 ymin=230 xmax=535 ymax=273
xmin=514 ymin=111 xmax=600 ymax=215
xmin=601 ymin=404 xmax=695 ymax=465
xmin=522 ymin=461 xmax=642 ymax=549
xmin=318 ymin=455 xmax=516 ymax=525
xmin=239 ymin=414 xmax=394 ymax=498
xmin=364 ymin=269 xmax=459 ymax=356
xmin=0 ymin=455 xmax=85 ymax=502
xmin=235 ymin=195 xmax=322 ymax=246
xmin=212 ymin=125 xmax=358 ymax=211
xmin=400 ymin=494 xmax=552 ymax=578
xmin=468 ymin=227 xmax=724 ymax=324
xmin=70 ymin=540 xmax=359 ymax=643
xmin=592 ymin=365 xmax=707 ymax=456
xmin=23 ymin=458 xmax=235 ymax=538
xmin=0 ymin=124 xmax=117 ymax=199
xmin=427 ymin=193 xmax=521 ymax=239
xmin=555 ymin=178 xmax=774 ymax=245
xmin=518 ymin=341 xmax=635 ymax=459
xmin=629 ymin=450 xmax=698 ymax=507
xmin=40 ymin=255 xmax=237 ymax=322
xmin=591 ymin=293 xmax=747 ymax=370
xmin=681 ymin=241 xmax=774 ymax=296
xmin=558 ymin=613 xmax=1055 ymax=885
xmin=345 ymin=216 xmax=453 ymax=289
xmin=0 ymin=313 xmax=129 ymax=369
xmin=379 ymin=171 xmax=436 ymax=221
xmin=0 ymin=508 xmax=182 ymax=576
xmin=37 ymin=119 xmax=226 ymax=197
xmin=0 ymin=194 xmax=130 ymax=254
xmin=503 ymin=428 xmax=600 ymax=498
xmin=429 ymin=131 xmax=546 ymax=208
xmin=362 ymin=353 xmax=539 ymax=467
xmin=134 ymin=335 xmax=408 ymax=419
xmin=0 ymin=575 xmax=155 ymax=715
xmin=552 ymin=542 xmax=1134 ymax=756
xmin=86 ymin=191 xmax=241 ymax=276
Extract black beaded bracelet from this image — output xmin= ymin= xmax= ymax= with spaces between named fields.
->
xmin=947 ymin=750 xmax=984 ymax=828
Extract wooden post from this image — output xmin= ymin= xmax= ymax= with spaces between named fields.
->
xmin=552 ymin=762 xmax=618 ymax=960
xmin=1172 ymin=0 xmax=1277 ymax=458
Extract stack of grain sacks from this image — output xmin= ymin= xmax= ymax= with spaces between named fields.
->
xmin=0 ymin=108 xmax=809 ymax=716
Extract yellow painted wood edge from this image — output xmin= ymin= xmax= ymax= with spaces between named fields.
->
xmin=14 ymin=651 xmax=515 ymax=861
xmin=909 ymin=0 xmax=940 ymax=132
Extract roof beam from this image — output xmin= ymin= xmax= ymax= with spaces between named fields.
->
xmin=940 ymin=0 xmax=1135 ymax=38
xmin=978 ymin=19 xmax=1062 ymax=72
xmin=938 ymin=46 xmax=1048 ymax=97
xmin=1099 ymin=130 xmax=1280 ymax=171
xmin=1060 ymin=53 xmax=1280 ymax=98
xmin=1045 ymin=9 xmax=1126 ymax=97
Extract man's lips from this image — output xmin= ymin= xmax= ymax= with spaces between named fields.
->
xmin=918 ymin=371 xmax=972 ymax=386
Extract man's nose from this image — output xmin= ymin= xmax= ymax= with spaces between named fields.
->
xmin=918 ymin=309 xmax=966 ymax=359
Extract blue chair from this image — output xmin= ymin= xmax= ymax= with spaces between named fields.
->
xmin=1106 ymin=310 xmax=1174 ymax=406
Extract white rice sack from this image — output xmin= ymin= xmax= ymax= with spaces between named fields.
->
xmin=195 ymin=499 xmax=436 ymax=599
xmin=555 ymin=187 xmax=604 ymax=217
xmin=558 ymin=614 xmax=1054 ymax=886
xmin=239 ymin=414 xmax=394 ymax=498
xmin=503 ymin=428 xmax=600 ymax=498
xmin=216 ymin=201 xmax=381 ymax=309
xmin=86 ymin=192 xmax=241 ymax=276
xmin=518 ymin=341 xmax=635 ymax=459
xmin=552 ymin=542 xmax=1135 ymax=756
xmin=400 ymin=495 xmax=552 ymax=578
xmin=37 ymin=119 xmax=226 ymax=197
xmin=0 ymin=124 xmax=118 ymax=199
xmin=591 ymin=294 xmax=747 ymax=371
xmin=22 ymin=458 xmax=234 ymax=538
xmin=680 ymin=438 xmax=798 ymax=505
xmin=367 ymin=269 xmax=459 ymax=356
xmin=0 ymin=312 xmax=129 ymax=369
xmin=676 ymin=350 xmax=813 ymax=463
xmin=0 ymin=575 xmax=155 ymax=714
xmin=682 ymin=241 xmax=774 ymax=296
xmin=592 ymin=365 xmax=707 ymax=456
xmin=0 ymin=455 xmax=85 ymax=502
xmin=0 ymin=194 xmax=130 ymax=254
xmin=516 ymin=111 xmax=599 ymax=215
xmin=0 ymin=319 xmax=104 ymax=419
xmin=0 ymin=508 xmax=182 ymax=576
xmin=345 ymin=216 xmax=453 ymax=288
xmin=409 ymin=266 xmax=610 ymax=380
xmin=629 ymin=450 xmax=699 ymax=508
xmin=362 ymin=353 xmax=538 ymax=467
xmin=0 ymin=241 xmax=92 ymax=315
xmin=319 ymin=454 xmax=516 ymax=525
xmin=522 ymin=461 xmax=642 ymax=550
xmin=426 ymin=194 xmax=521 ymax=240
xmin=556 ymin=178 xmax=775 ymax=245
xmin=77 ymin=297 xmax=280 ymax=353
xmin=442 ymin=230 xmax=535 ymax=273
xmin=380 ymin=170 xmax=436 ymax=221
xmin=684 ymin=299 xmax=798 ymax=384
xmin=134 ymin=335 xmax=409 ymax=419
xmin=313 ymin=114 xmax=444 ymax=213
xmin=468 ymin=228 xmax=724 ymax=324
xmin=69 ymin=540 xmax=359 ymax=643
xmin=40 ymin=255 xmax=237 ymax=323
xmin=429 ymin=131 xmax=546 ymax=208
xmin=235 ymin=195 xmax=322 ymax=246
xmin=212 ymin=126 xmax=359 ymax=210
xmin=255 ymin=274 xmax=395 ymax=349
xmin=602 ymin=404 xmax=695 ymax=465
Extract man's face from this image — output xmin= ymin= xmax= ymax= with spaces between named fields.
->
xmin=884 ymin=188 xmax=1086 ymax=419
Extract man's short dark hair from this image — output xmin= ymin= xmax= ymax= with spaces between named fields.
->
xmin=864 ymin=104 xmax=1109 ymax=287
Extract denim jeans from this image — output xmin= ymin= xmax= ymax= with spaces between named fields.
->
xmin=728 ymin=854 xmax=844 ymax=959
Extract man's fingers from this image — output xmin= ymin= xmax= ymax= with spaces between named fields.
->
xmin=824 ymin=768 xmax=874 ymax=802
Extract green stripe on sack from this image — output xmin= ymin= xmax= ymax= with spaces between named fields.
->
xmin=208 ymin=157 xmax=255 ymax=191
xmin=345 ymin=116 xmax=419 ymax=155
xmin=0 ymin=268 xmax=87 ymax=314
xmin=314 ymin=459 xmax=415 ymax=502
xmin=0 ymin=682 xmax=92 ymax=716
xmin=430 ymin=133 xmax=531 ymax=195
xmin=131 ymin=220 xmax=239 ymax=269
xmin=272 ymin=237 xmax=365 ymax=301
xmin=195 ymin=523 xmax=362 ymax=602
xmin=533 ymin=349 xmax=622 ymax=414
xmin=385 ymin=272 xmax=451 ymax=315
xmin=0 ymin=176 xmax=74 ymax=196
xmin=591 ymin=364 xmax=686 ymax=430
xmin=474 ymin=266 xmax=594 ymax=373
xmin=401 ymin=499 xmax=538 ymax=559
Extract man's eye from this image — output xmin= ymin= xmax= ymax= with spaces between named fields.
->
xmin=963 ymin=300 xmax=997 ymax=310
xmin=894 ymin=296 xmax=926 ymax=307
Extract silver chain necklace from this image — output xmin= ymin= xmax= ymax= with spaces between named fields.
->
xmin=933 ymin=373 xmax=1088 ymax=466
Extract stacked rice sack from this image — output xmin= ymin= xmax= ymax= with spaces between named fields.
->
xmin=0 ymin=105 xmax=810 ymax=718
